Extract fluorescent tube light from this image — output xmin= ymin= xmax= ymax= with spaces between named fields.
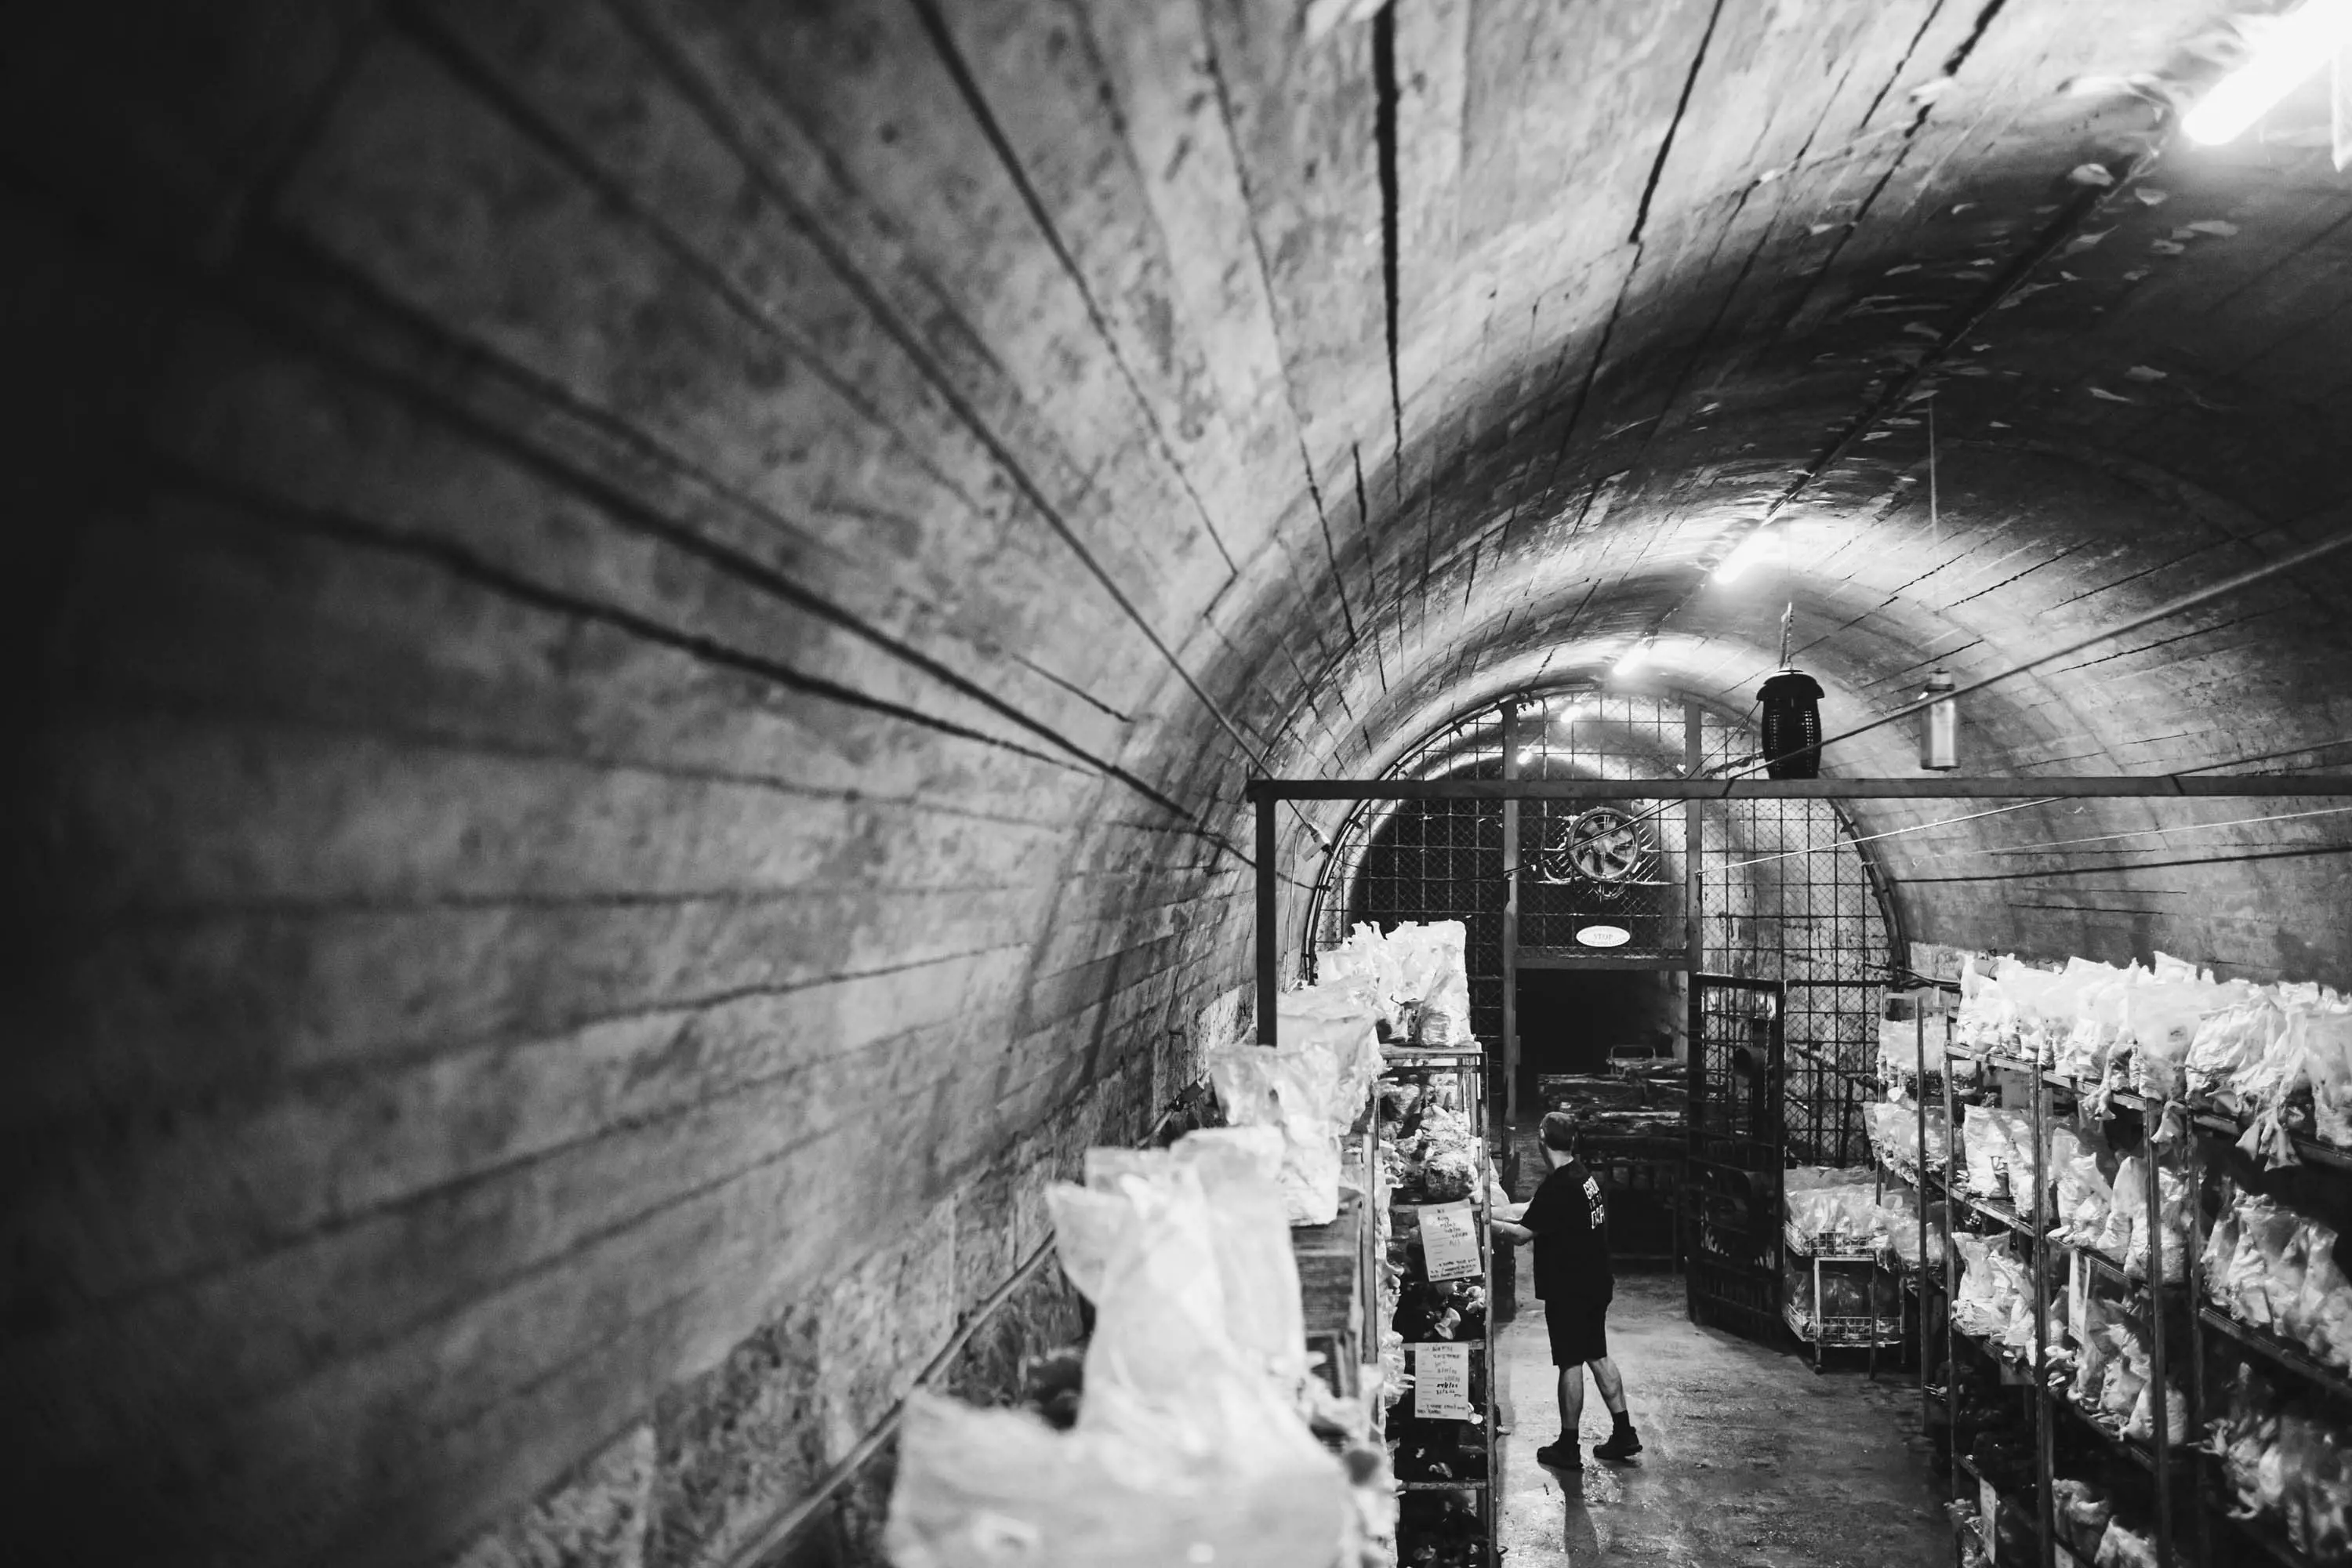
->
xmin=1712 ymin=525 xmax=1777 ymax=584
xmin=2183 ymin=0 xmax=2352 ymax=145
xmin=1612 ymin=640 xmax=1652 ymax=679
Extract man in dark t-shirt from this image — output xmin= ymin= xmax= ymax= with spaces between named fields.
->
xmin=1490 ymin=1111 xmax=1641 ymax=1470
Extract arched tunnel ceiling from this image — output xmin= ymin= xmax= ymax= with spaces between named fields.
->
xmin=9 ymin=0 xmax=2352 ymax=985
xmin=17 ymin=0 xmax=2352 ymax=1183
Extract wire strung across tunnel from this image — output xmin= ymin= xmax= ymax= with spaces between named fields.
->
xmin=1975 ymin=803 xmax=2352 ymax=856
xmin=1719 ymin=796 xmax=2063 ymax=870
xmin=1720 ymin=521 xmax=2352 ymax=781
xmin=1903 ymin=840 xmax=2352 ymax=884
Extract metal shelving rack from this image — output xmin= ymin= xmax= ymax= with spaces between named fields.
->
xmin=2183 ymin=1098 xmax=2352 ymax=1568
xmin=1927 ymin=1035 xmax=2244 ymax=1568
xmin=1885 ymin=988 xmax=1959 ymax=1451
xmin=1383 ymin=1046 xmax=1497 ymax=1568
xmin=1933 ymin=1036 xmax=2063 ymax=1567
xmin=2042 ymin=1069 xmax=2195 ymax=1568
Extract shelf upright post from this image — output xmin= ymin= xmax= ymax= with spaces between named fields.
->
xmin=1943 ymin=1009 xmax=1963 ymax=1568
xmin=1501 ymin=702 xmax=1520 ymax=1135
xmin=2146 ymin=1109 xmax=2174 ymax=1568
xmin=1257 ymin=790 xmax=1279 ymax=1046
xmin=1480 ymin=1051 xmax=1496 ymax=1566
xmin=1916 ymin=1003 xmax=1931 ymax=1423
xmin=2183 ymin=1120 xmax=2212 ymax=1568
xmin=2031 ymin=1058 xmax=2056 ymax=1568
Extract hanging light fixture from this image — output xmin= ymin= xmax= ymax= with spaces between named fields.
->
xmin=1713 ymin=524 xmax=1778 ymax=584
xmin=1758 ymin=602 xmax=1824 ymax=779
xmin=1915 ymin=409 xmax=1961 ymax=771
xmin=2182 ymin=0 xmax=2352 ymax=147
xmin=1920 ymin=669 xmax=1960 ymax=771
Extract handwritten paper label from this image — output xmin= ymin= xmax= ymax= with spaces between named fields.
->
xmin=1416 ymin=1341 xmax=1473 ymax=1420
xmin=1980 ymin=1479 xmax=1998 ymax=1561
xmin=1419 ymin=1201 xmax=1483 ymax=1282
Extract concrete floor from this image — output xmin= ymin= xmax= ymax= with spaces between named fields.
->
xmin=1495 ymin=1257 xmax=1951 ymax=1567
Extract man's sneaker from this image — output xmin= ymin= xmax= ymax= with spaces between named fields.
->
xmin=1592 ymin=1428 xmax=1643 ymax=1463
xmin=1534 ymin=1439 xmax=1582 ymax=1471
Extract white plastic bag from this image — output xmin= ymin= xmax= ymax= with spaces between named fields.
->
xmin=2126 ymin=978 xmax=2220 ymax=1098
xmin=1385 ymin=920 xmax=1472 ymax=1044
xmin=1080 ymin=1129 xmax=1305 ymax=1377
xmin=1277 ymin=982 xmax=1384 ymax=1127
xmin=887 ymin=1150 xmax=1355 ymax=1568
xmin=2304 ymin=1007 xmax=2352 ymax=1149
xmin=889 ymin=1384 xmax=1348 ymax=1568
xmin=1207 ymin=1043 xmax=1345 ymax=1225
xmin=2095 ymin=1158 xmax=2143 ymax=1261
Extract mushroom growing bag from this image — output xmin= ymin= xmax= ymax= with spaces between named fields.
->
xmin=1207 ymin=1039 xmax=1345 ymax=1225
xmin=887 ymin=1150 xmax=1351 ymax=1568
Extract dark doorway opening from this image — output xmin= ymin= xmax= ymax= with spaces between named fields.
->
xmin=1513 ymin=967 xmax=1681 ymax=1103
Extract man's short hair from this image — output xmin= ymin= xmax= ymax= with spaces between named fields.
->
xmin=1539 ymin=1111 xmax=1580 ymax=1152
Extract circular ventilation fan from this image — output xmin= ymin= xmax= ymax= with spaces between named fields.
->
xmin=1555 ymin=806 xmax=1653 ymax=884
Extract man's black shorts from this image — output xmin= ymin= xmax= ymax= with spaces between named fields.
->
xmin=1544 ymin=1296 xmax=1610 ymax=1367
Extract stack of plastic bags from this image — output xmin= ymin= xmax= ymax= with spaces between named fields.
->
xmin=1954 ymin=1234 xmax=2031 ymax=1345
xmin=1876 ymin=1014 xmax=1946 ymax=1095
xmin=2187 ymin=990 xmax=2293 ymax=1114
xmin=2049 ymin=1131 xmax=2114 ymax=1250
xmin=2201 ymin=1183 xmax=2352 ymax=1370
xmin=2185 ymin=982 xmax=2352 ymax=1154
xmin=1317 ymin=920 xmax=1474 ymax=1047
xmin=1207 ymin=981 xmax=1385 ymax=1225
xmin=2125 ymin=964 xmax=2234 ymax=1098
xmin=1955 ymin=955 xmax=2027 ymax=1055
xmin=1955 ymin=951 xmax=2242 ymax=1092
xmin=2091 ymin=1520 xmax=2161 ymax=1568
xmin=1783 ymin=1167 xmax=1911 ymax=1255
xmin=2051 ymin=1478 xmax=2114 ymax=1563
xmin=1963 ymin=948 xmax=2352 ymax=1163
xmin=2210 ymin=1364 xmax=2352 ymax=1562
xmin=2068 ymin=1303 xmax=2187 ymax=1447
xmin=2033 ymin=959 xmax=2128 ymax=1074
xmin=1864 ymin=1102 xmax=1948 ymax=1182
xmin=887 ymin=1128 xmax=1359 ymax=1568
xmin=1388 ymin=1098 xmax=1481 ymax=1205
xmin=1957 ymin=1106 xmax=2040 ymax=1207
xmin=2074 ymin=1156 xmax=2191 ymax=1283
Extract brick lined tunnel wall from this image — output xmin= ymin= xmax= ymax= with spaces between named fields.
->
xmin=5 ymin=2 xmax=2352 ymax=1566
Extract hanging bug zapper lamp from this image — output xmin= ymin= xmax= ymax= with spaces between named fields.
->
xmin=1757 ymin=601 xmax=1824 ymax=779
xmin=1759 ymin=670 xmax=1825 ymax=779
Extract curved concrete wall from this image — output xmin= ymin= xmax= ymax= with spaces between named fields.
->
xmin=4 ymin=2 xmax=2350 ymax=1563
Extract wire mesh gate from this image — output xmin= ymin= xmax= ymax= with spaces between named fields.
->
xmin=1685 ymin=976 xmax=1786 ymax=1338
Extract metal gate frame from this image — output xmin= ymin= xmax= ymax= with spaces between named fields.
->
xmin=1683 ymin=975 xmax=1786 ymax=1341
xmin=1295 ymin=688 xmax=1900 ymax=1150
